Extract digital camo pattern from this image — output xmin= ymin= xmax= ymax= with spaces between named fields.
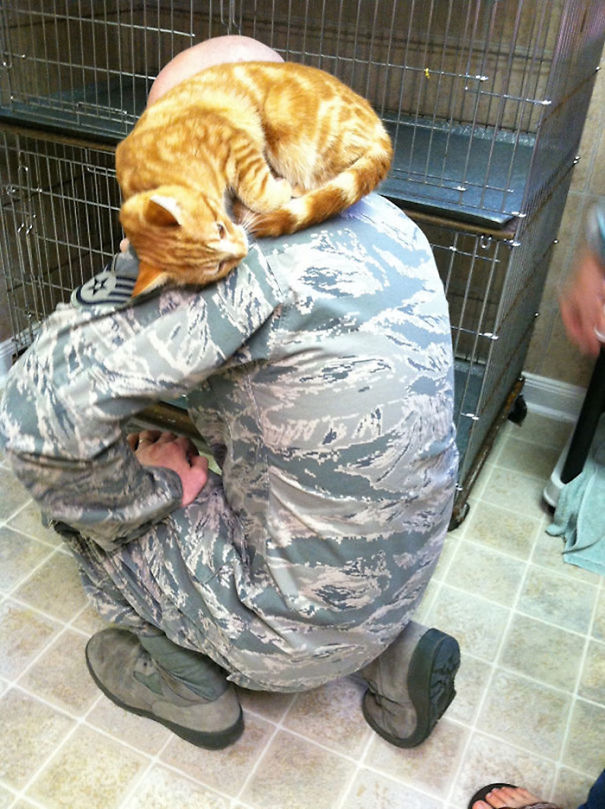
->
xmin=0 ymin=194 xmax=458 ymax=691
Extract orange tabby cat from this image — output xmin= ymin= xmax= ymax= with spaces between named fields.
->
xmin=116 ymin=61 xmax=393 ymax=296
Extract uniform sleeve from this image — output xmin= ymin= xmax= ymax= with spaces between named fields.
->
xmin=0 ymin=244 xmax=282 ymax=551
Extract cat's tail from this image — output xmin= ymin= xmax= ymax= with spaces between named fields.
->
xmin=240 ymin=136 xmax=393 ymax=238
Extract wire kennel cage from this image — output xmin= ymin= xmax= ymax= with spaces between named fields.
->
xmin=0 ymin=123 xmax=578 ymax=522
xmin=0 ymin=128 xmax=118 ymax=351
xmin=1 ymin=0 xmax=602 ymax=225
xmin=1 ymin=1 xmax=604 ymax=521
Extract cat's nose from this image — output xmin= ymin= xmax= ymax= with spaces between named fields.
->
xmin=218 ymin=254 xmax=247 ymax=276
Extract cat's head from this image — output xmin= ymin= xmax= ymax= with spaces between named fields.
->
xmin=119 ymin=185 xmax=248 ymax=296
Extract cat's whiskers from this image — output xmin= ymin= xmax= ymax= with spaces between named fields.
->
xmin=232 ymin=203 xmax=260 ymax=235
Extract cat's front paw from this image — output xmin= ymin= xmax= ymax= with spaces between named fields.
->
xmin=272 ymin=177 xmax=293 ymax=206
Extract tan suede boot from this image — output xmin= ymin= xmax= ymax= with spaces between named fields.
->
xmin=359 ymin=621 xmax=460 ymax=748
xmin=85 ymin=628 xmax=243 ymax=749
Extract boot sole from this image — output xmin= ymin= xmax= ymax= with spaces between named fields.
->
xmin=362 ymin=628 xmax=460 ymax=748
xmin=85 ymin=640 xmax=244 ymax=750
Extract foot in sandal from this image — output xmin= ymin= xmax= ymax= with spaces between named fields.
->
xmin=468 ymin=783 xmax=561 ymax=809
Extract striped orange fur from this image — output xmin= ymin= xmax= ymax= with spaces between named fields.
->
xmin=116 ymin=61 xmax=393 ymax=294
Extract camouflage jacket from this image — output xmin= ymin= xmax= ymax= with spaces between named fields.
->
xmin=0 ymin=194 xmax=458 ymax=690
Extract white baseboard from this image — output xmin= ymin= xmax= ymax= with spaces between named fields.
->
xmin=522 ymin=371 xmax=586 ymax=423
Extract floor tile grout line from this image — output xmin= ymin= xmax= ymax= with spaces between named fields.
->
xmin=7 ymin=790 xmax=46 ymax=809
xmin=477 ymin=488 xmax=553 ymax=522
xmin=4 ymin=655 xmax=599 ymax=807
xmin=448 ymin=531 xmax=543 ymax=571
xmin=116 ymin=706 xmax=285 ymax=809
xmin=5 ymin=709 xmax=581 ymax=809
xmin=3 ymin=517 xmax=68 ymax=551
xmin=231 ymin=714 xmax=282 ymax=805
xmin=335 ymin=716 xmax=576 ymax=804
xmin=531 ymin=512 xmax=602 ymax=589
xmin=2 ymin=589 xmax=88 ymax=631
xmin=486 ymin=660 xmax=605 ymax=706
xmin=3 ymin=543 xmax=73 ymax=600
xmin=1 ymin=544 xmax=59 ymax=598
xmin=468 ymin=488 xmax=550 ymax=524
xmin=465 ymin=503 xmax=546 ymax=550
xmin=147 ymin=760 xmax=238 ymax=809
xmin=0 ymin=495 xmax=34 ymax=526
xmin=437 ymin=571 xmax=599 ymax=635
xmin=1 ymin=600 xmax=107 ymax=710
xmin=434 ymin=530 xmax=460 ymax=583
xmin=4 ymin=690 xmax=109 ymax=808
xmin=6 ymin=621 xmax=71 ymax=693
xmin=464 ymin=461 xmax=495 ymax=501
xmin=81 ymin=685 xmax=604 ymax=802
xmin=483 ymin=427 xmax=510 ymax=466
xmin=227 ymin=702 xmax=374 ymax=807
xmin=511 ymin=602 xmax=599 ymax=647
xmin=227 ymin=692 xmax=302 ymax=804
xmin=112 ymin=731 xmax=197 ymax=809
xmin=474 ymin=453 xmax=555 ymax=485
xmin=445 ymin=481 xmax=603 ymax=804
xmin=504 ymin=433 xmax=574 ymax=454
xmin=417 ymin=577 xmax=443 ymax=620
xmin=333 ymin=730 xmax=460 ymax=809
xmin=332 ymin=724 xmax=376 ymax=809
xmin=444 ymin=532 xmax=537 ymax=807
xmin=552 ymin=568 xmax=605 ymax=797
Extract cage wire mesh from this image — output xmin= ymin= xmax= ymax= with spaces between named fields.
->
xmin=1 ymin=1 xmax=604 ymax=516
xmin=0 ymin=124 xmax=577 ymax=511
xmin=1 ymin=0 xmax=602 ymax=224
xmin=0 ymin=129 xmax=120 ymax=353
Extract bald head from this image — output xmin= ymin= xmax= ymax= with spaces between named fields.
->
xmin=147 ymin=36 xmax=283 ymax=107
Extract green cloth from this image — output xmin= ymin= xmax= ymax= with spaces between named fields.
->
xmin=547 ymin=414 xmax=605 ymax=577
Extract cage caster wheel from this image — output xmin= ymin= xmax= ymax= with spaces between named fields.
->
xmin=507 ymin=393 xmax=527 ymax=425
xmin=448 ymin=499 xmax=469 ymax=531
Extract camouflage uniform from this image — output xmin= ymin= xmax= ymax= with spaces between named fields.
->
xmin=0 ymin=194 xmax=457 ymax=692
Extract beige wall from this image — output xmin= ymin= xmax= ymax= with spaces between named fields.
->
xmin=524 ymin=51 xmax=605 ymax=388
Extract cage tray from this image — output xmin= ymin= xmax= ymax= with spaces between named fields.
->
xmin=2 ymin=79 xmax=540 ymax=228
xmin=380 ymin=119 xmax=537 ymax=228
xmin=1 ymin=77 xmax=149 ymax=142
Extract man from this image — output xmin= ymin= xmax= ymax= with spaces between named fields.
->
xmin=0 ymin=36 xmax=459 ymax=750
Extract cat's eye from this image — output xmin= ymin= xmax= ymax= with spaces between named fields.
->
xmin=216 ymin=222 xmax=226 ymax=238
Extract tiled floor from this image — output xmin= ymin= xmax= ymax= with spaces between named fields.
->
xmin=0 ymin=411 xmax=603 ymax=809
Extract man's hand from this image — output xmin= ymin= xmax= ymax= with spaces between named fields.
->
xmin=127 ymin=430 xmax=208 ymax=506
xmin=559 ymin=247 xmax=605 ymax=356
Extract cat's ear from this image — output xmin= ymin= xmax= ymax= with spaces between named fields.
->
xmin=145 ymin=194 xmax=183 ymax=227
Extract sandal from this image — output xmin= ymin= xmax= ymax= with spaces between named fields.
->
xmin=468 ymin=783 xmax=562 ymax=809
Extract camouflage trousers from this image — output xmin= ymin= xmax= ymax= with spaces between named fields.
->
xmin=65 ymin=465 xmax=453 ymax=692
